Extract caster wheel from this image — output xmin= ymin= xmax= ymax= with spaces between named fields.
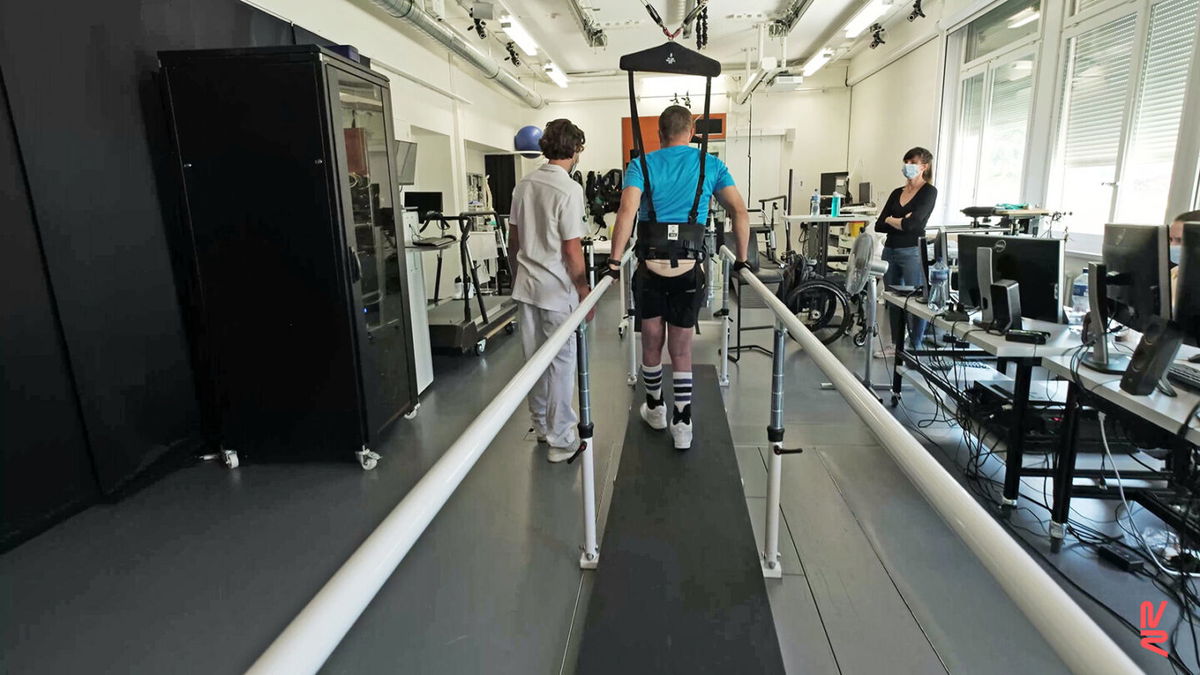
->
xmin=505 ymin=323 xmax=516 ymax=335
xmin=357 ymin=449 xmax=381 ymax=471
xmin=853 ymin=331 xmax=867 ymax=347
xmin=222 ymin=450 xmax=239 ymax=469
xmin=403 ymin=403 xmax=420 ymax=420
xmin=474 ymin=339 xmax=487 ymax=356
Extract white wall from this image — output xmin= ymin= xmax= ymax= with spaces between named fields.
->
xmin=847 ymin=40 xmax=942 ymax=216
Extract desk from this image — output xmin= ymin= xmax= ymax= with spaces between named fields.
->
xmin=1042 ymin=350 xmax=1200 ymax=539
xmin=883 ymin=291 xmax=1078 ymax=506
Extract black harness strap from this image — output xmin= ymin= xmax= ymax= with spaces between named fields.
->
xmin=627 ymin=70 xmax=656 ymax=224
xmin=687 ymin=75 xmax=712 ymax=227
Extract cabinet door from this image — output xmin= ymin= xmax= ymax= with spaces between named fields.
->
xmin=326 ymin=66 xmax=416 ymax=439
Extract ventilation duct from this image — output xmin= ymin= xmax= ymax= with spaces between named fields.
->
xmin=368 ymin=0 xmax=545 ymax=108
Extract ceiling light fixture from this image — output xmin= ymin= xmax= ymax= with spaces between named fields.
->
xmin=801 ymin=49 xmax=834 ymax=77
xmin=544 ymin=62 xmax=569 ymax=88
xmin=500 ymin=16 xmax=538 ymax=56
xmin=844 ymin=0 xmax=888 ymax=39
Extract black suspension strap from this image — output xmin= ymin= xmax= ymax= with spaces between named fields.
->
xmin=687 ymin=75 xmax=713 ymax=227
xmin=627 ymin=70 xmax=656 ymax=223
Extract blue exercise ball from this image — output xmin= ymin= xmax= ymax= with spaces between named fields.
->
xmin=514 ymin=125 xmax=543 ymax=158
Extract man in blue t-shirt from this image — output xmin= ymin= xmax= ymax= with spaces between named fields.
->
xmin=605 ymin=105 xmax=750 ymax=450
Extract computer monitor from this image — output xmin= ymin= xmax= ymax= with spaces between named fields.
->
xmin=1102 ymin=223 xmax=1171 ymax=334
xmin=1173 ymin=222 xmax=1199 ymax=347
xmin=403 ymin=191 xmax=443 ymax=222
xmin=819 ymin=171 xmax=851 ymax=213
xmin=394 ymin=140 xmax=417 ymax=186
xmin=956 ymin=234 xmax=1064 ymax=323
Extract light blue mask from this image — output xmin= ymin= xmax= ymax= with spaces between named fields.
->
xmin=1170 ymin=245 xmax=1182 ymax=265
xmin=902 ymin=163 xmax=921 ymax=180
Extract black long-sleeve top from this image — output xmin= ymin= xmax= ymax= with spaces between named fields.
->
xmin=874 ymin=183 xmax=938 ymax=249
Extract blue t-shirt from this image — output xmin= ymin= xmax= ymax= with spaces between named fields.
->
xmin=624 ymin=145 xmax=735 ymax=224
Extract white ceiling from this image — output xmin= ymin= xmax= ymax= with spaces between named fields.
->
xmin=492 ymin=0 xmax=870 ymax=78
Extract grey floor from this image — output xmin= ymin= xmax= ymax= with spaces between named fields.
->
xmin=0 ymin=291 xmax=1189 ymax=673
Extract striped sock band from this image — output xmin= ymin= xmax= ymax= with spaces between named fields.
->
xmin=642 ymin=363 xmax=663 ymax=400
xmin=673 ymin=371 xmax=693 ymax=411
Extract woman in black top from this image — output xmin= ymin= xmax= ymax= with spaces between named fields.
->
xmin=874 ymin=147 xmax=938 ymax=357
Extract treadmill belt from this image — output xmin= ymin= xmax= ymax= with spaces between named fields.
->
xmin=576 ymin=365 xmax=785 ymax=674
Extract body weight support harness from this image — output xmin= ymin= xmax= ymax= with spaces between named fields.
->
xmin=620 ymin=42 xmax=722 ymax=268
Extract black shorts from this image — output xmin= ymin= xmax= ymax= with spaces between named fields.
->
xmin=633 ymin=264 xmax=706 ymax=329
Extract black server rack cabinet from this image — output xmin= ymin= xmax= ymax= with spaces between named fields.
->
xmin=160 ymin=46 xmax=417 ymax=470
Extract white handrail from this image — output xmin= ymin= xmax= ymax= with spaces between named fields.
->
xmin=247 ymin=273 xmax=617 ymax=675
xmin=719 ymin=247 xmax=1141 ymax=675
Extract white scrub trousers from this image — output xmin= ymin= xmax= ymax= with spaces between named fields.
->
xmin=517 ymin=302 xmax=579 ymax=448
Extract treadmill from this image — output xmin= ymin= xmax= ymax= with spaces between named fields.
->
xmin=425 ymin=211 xmax=517 ymax=355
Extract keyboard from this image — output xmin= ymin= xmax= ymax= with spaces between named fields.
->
xmin=1168 ymin=364 xmax=1200 ymax=393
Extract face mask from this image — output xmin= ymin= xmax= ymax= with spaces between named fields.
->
xmin=1170 ymin=245 xmax=1182 ymax=265
xmin=902 ymin=163 xmax=921 ymax=180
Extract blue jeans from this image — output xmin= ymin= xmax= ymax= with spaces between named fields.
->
xmin=882 ymin=245 xmax=928 ymax=349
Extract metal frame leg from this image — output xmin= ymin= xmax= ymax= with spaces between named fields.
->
xmin=1050 ymin=382 xmax=1081 ymax=544
xmin=763 ymin=323 xmax=787 ymax=579
xmin=576 ymin=324 xmax=599 ymax=569
xmin=624 ymin=259 xmax=638 ymax=386
xmin=1001 ymin=361 xmax=1034 ymax=509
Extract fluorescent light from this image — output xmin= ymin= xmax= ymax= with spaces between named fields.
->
xmin=544 ymin=62 xmax=569 ymax=88
xmin=802 ymin=49 xmax=834 ymax=77
xmin=844 ymin=0 xmax=887 ymax=38
xmin=1008 ymin=9 xmax=1039 ymax=28
xmin=500 ymin=16 xmax=539 ymax=56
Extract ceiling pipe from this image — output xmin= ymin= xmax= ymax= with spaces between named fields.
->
xmin=367 ymin=0 xmax=545 ymax=109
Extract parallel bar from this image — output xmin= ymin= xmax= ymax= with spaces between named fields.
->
xmin=719 ymin=247 xmax=1140 ymax=675
xmin=719 ymin=256 xmax=731 ymax=387
xmin=247 ymin=276 xmax=615 ymax=675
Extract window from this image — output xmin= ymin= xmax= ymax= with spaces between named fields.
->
xmin=1048 ymin=15 xmax=1138 ymax=234
xmin=1115 ymin=0 xmax=1200 ymax=222
xmin=1048 ymin=0 xmax=1200 ymax=239
xmin=965 ymin=0 xmax=1041 ymax=62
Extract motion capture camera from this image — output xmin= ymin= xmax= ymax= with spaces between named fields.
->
xmin=908 ymin=0 xmax=926 ymax=22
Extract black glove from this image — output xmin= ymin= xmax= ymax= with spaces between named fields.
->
xmin=602 ymin=258 xmax=622 ymax=280
xmin=732 ymin=259 xmax=755 ymax=275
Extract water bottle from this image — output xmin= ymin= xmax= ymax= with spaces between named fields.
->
xmin=810 ymin=189 xmax=820 ymax=216
xmin=927 ymin=258 xmax=950 ymax=312
xmin=831 ymin=192 xmax=842 ymax=218
xmin=1071 ymin=268 xmax=1089 ymax=313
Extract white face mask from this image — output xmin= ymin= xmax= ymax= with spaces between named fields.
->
xmin=902 ymin=163 xmax=921 ymax=180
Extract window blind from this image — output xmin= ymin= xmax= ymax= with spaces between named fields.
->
xmin=1116 ymin=0 xmax=1200 ymax=222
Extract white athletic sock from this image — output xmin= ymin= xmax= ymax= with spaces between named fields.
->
xmin=642 ymin=363 xmax=663 ymax=400
xmin=672 ymin=371 xmax=693 ymax=412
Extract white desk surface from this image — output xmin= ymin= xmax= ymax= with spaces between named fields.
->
xmin=882 ymin=290 xmax=1080 ymax=359
xmin=781 ymin=214 xmax=875 ymax=224
xmin=1040 ymin=353 xmax=1200 ymax=445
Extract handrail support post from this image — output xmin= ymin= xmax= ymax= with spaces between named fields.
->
xmin=719 ymin=256 xmax=731 ymax=387
xmin=763 ymin=320 xmax=786 ymax=578
xmin=625 ymin=255 xmax=638 ymax=386
xmin=576 ymin=323 xmax=600 ymax=570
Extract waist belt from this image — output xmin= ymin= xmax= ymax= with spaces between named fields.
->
xmin=636 ymin=221 xmax=706 ymax=266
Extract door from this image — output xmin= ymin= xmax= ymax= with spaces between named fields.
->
xmin=724 ymin=134 xmax=784 ymax=209
xmin=326 ymin=65 xmax=416 ymax=438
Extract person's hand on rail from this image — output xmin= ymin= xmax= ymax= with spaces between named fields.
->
xmin=732 ymin=259 xmax=756 ymax=275
xmin=603 ymin=258 xmax=621 ymax=280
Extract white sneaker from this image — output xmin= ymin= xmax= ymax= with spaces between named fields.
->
xmin=670 ymin=405 xmax=693 ymax=450
xmin=547 ymin=438 xmax=580 ymax=463
xmin=640 ymin=395 xmax=667 ymax=430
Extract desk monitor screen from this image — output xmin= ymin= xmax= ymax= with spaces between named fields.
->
xmin=403 ymin=191 xmax=443 ymax=222
xmin=957 ymin=234 xmax=1064 ymax=323
xmin=1102 ymin=223 xmax=1170 ymax=334
xmin=1172 ymin=222 xmax=1199 ymax=346
xmin=394 ymin=140 xmax=417 ymax=186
